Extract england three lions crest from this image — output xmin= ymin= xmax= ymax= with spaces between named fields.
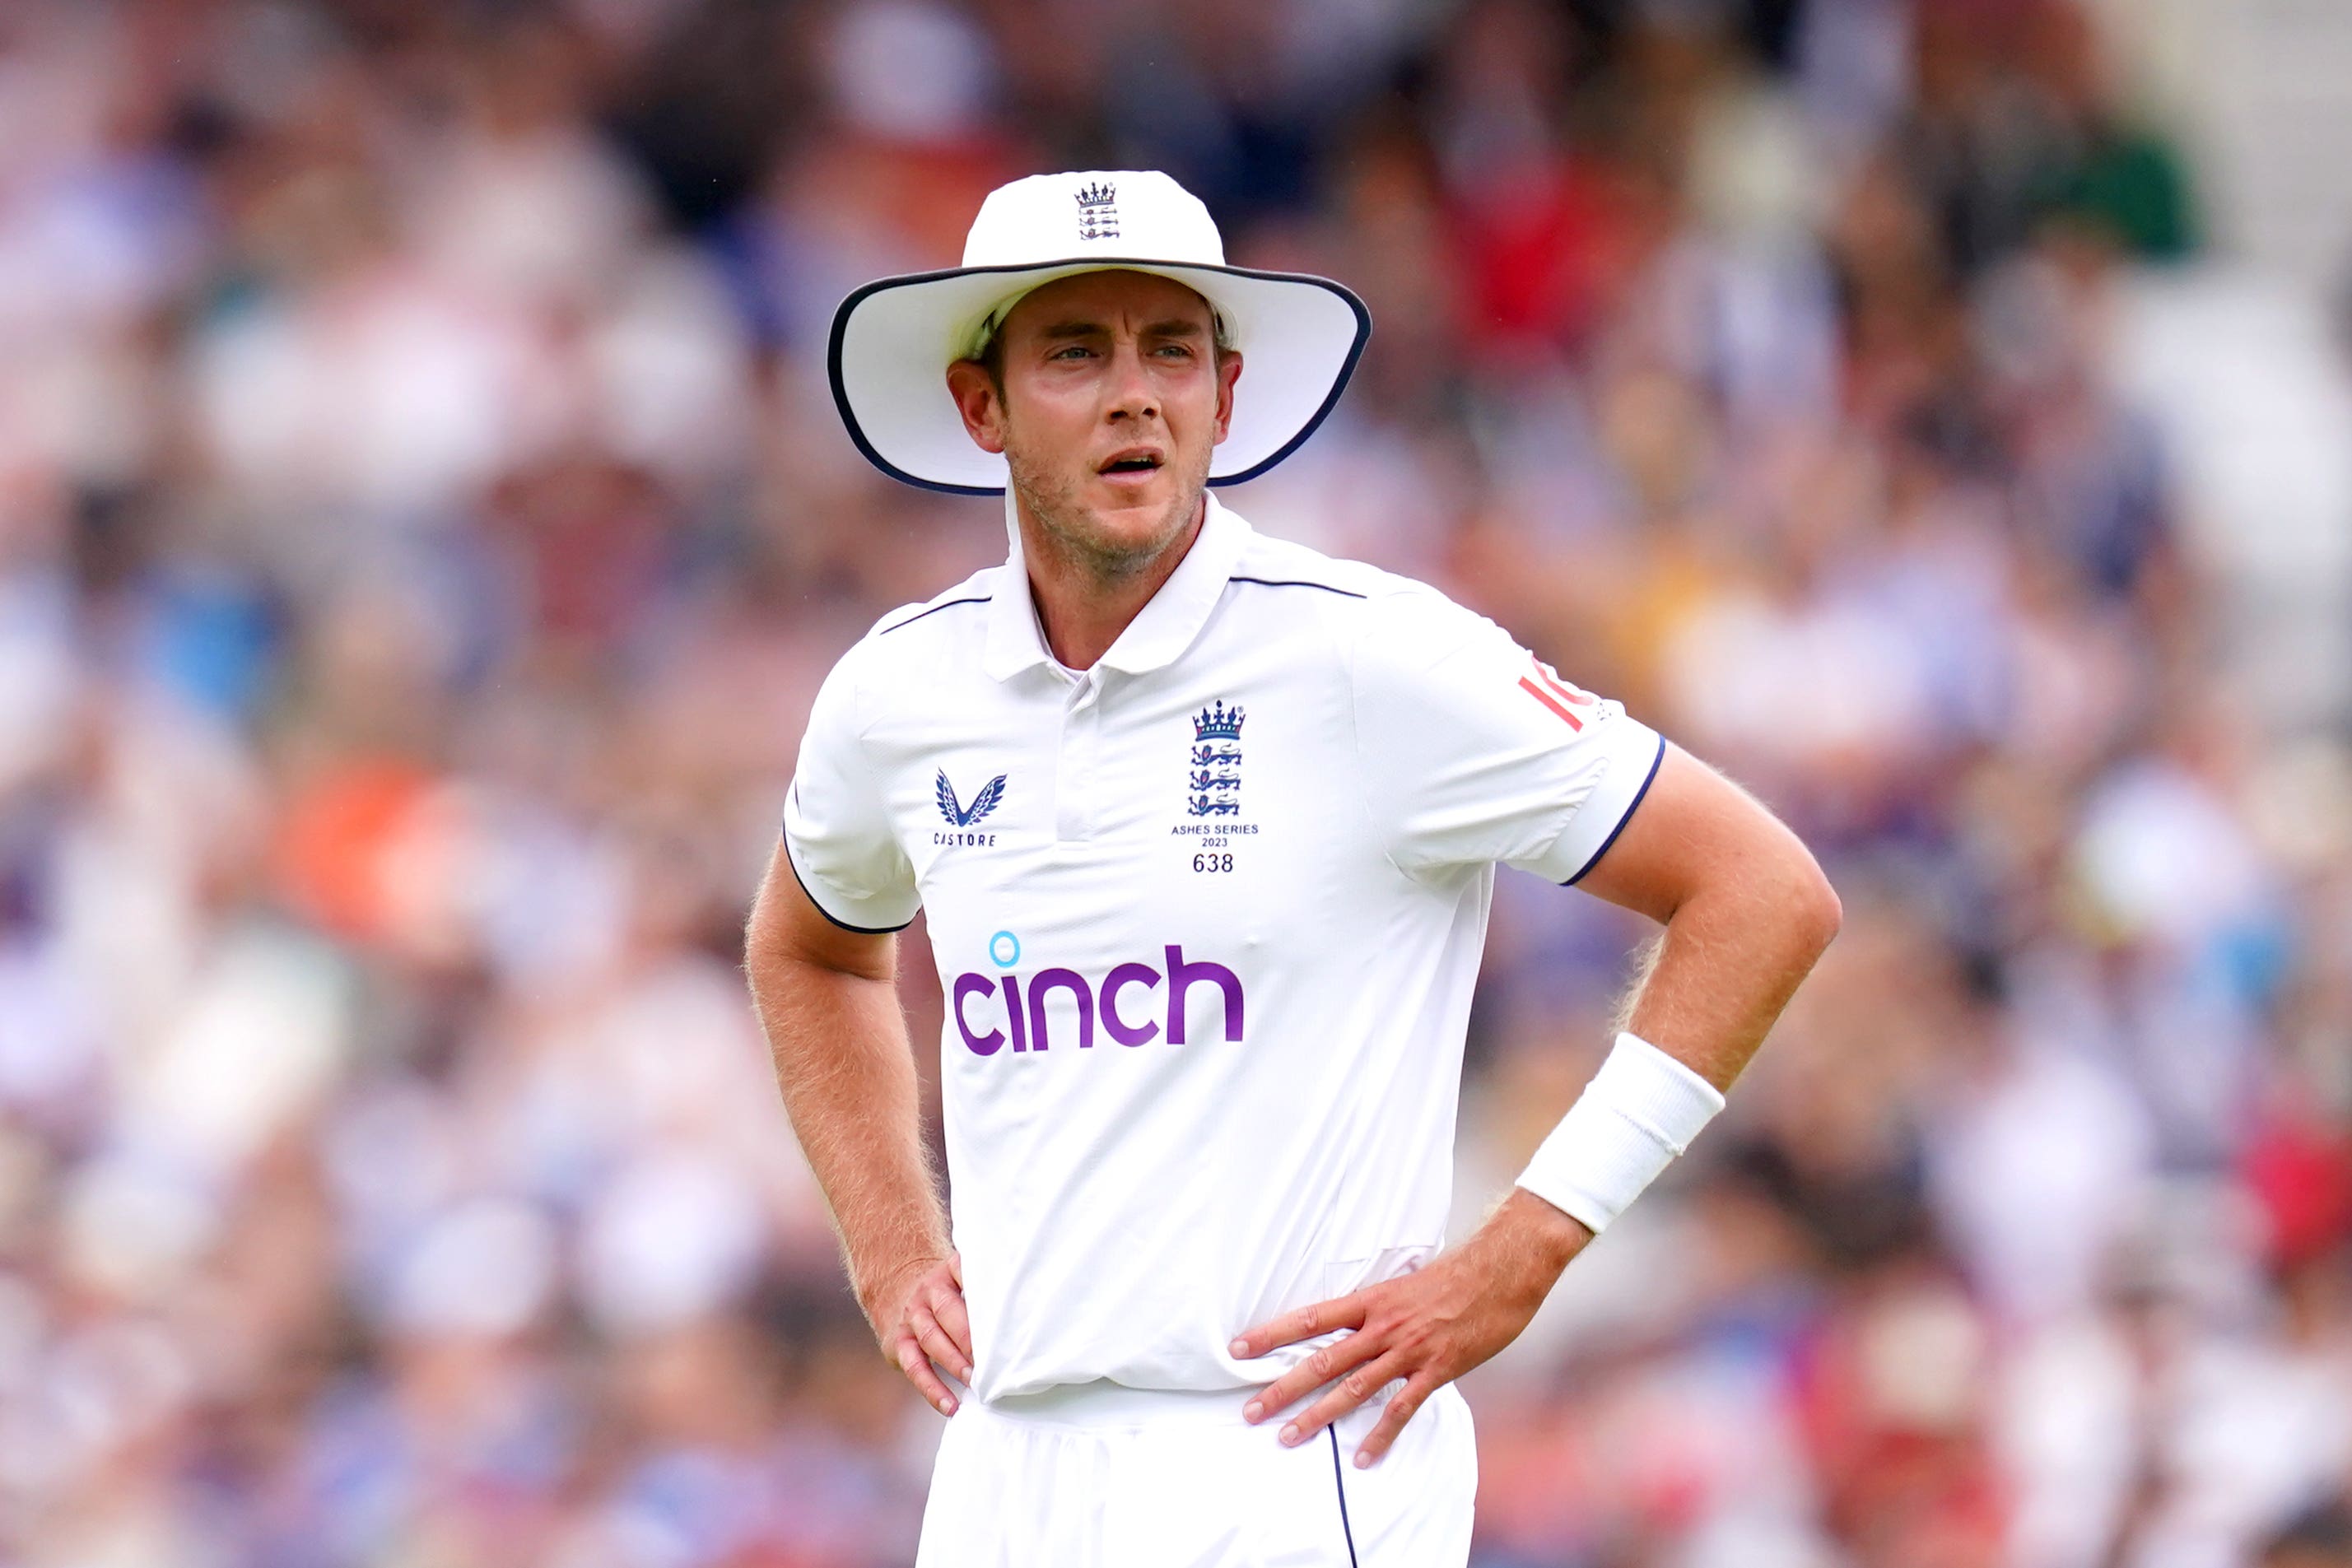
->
xmin=1187 ymin=700 xmax=1244 ymax=817
xmin=1075 ymin=180 xmax=1120 ymax=241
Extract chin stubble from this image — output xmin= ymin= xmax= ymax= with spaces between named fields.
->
xmin=1005 ymin=444 xmax=1204 ymax=589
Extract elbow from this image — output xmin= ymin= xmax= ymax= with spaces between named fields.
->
xmin=1789 ymin=852 xmax=1842 ymax=962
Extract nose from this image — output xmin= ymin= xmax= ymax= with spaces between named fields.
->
xmin=1104 ymin=339 xmax=1158 ymax=424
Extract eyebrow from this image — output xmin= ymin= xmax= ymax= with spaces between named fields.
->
xmin=1036 ymin=318 xmax=1208 ymax=341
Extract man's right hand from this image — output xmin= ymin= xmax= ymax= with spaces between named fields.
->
xmin=869 ymin=1249 xmax=973 ymax=1417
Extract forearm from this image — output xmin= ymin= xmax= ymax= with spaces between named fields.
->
xmin=1481 ymin=880 xmax=1833 ymax=1268
xmin=1489 ymin=753 xmax=1842 ymax=1259
xmin=1614 ymin=851 xmax=1840 ymax=1091
xmin=746 ymin=942 xmax=947 ymax=1322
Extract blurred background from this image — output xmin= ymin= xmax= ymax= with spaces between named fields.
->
xmin=5 ymin=0 xmax=2352 ymax=1563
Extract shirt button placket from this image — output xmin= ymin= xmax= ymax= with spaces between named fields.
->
xmin=1056 ymin=671 xmax=1102 ymax=842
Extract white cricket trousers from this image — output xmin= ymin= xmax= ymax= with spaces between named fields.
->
xmin=912 ymin=1375 xmax=1477 ymax=1566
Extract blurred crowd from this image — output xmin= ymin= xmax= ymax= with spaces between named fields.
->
xmin=2 ymin=0 xmax=2349 ymax=1564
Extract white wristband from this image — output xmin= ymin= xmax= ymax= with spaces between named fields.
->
xmin=1514 ymin=1031 xmax=1726 ymax=1235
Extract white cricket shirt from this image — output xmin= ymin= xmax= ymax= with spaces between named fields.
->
xmin=781 ymin=490 xmax=1664 ymax=1403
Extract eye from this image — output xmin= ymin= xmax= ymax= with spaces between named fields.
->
xmin=1050 ymin=344 xmax=1094 ymax=361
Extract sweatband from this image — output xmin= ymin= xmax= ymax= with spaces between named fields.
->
xmin=1514 ymin=1031 xmax=1726 ymax=1235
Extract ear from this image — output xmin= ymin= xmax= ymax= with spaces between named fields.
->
xmin=946 ymin=359 xmax=1008 ymax=455
xmin=1210 ymin=351 xmax=1243 ymax=447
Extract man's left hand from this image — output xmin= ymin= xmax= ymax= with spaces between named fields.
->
xmin=1227 ymin=1189 xmax=1594 ymax=1468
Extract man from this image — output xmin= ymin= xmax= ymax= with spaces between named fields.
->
xmin=743 ymin=170 xmax=1841 ymax=1563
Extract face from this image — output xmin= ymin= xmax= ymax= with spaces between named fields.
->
xmin=947 ymin=269 xmax=1243 ymax=582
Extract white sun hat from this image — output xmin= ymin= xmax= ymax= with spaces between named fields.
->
xmin=827 ymin=170 xmax=1372 ymax=495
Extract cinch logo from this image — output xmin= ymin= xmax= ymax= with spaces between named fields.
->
xmin=952 ymin=938 xmax=1244 ymax=1056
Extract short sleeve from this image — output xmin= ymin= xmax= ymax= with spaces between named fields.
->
xmin=780 ymin=646 xmax=920 ymax=932
xmin=1350 ymin=587 xmax=1665 ymax=884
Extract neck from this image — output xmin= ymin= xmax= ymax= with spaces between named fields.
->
xmin=1014 ymin=491 xmax=1206 ymax=670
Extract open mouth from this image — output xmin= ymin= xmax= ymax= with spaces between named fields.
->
xmin=1097 ymin=449 xmax=1165 ymax=476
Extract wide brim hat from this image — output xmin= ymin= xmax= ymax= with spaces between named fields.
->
xmin=828 ymin=170 xmax=1371 ymax=496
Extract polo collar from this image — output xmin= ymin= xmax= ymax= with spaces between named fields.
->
xmin=982 ymin=488 xmax=1251 ymax=682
